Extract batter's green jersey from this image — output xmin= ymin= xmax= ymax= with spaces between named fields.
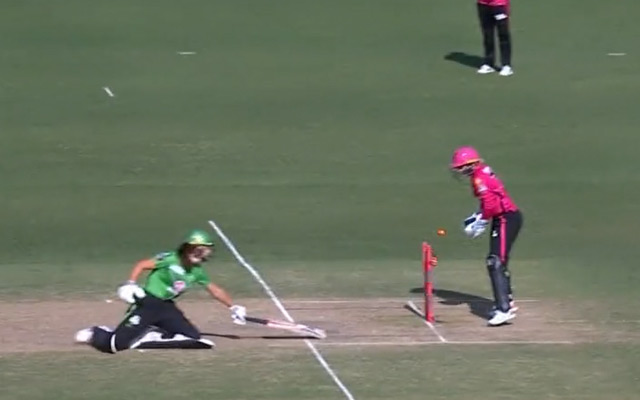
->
xmin=142 ymin=251 xmax=211 ymax=300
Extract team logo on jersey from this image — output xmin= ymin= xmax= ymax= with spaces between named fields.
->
xmin=474 ymin=178 xmax=488 ymax=192
xmin=173 ymin=280 xmax=186 ymax=293
xmin=170 ymin=264 xmax=186 ymax=275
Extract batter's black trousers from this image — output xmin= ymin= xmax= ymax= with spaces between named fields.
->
xmin=91 ymin=294 xmax=201 ymax=353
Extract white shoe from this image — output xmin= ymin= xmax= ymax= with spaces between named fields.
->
xmin=489 ymin=301 xmax=518 ymax=318
xmin=499 ymin=65 xmax=514 ymax=76
xmin=74 ymin=328 xmax=94 ymax=343
xmin=477 ymin=64 xmax=496 ymax=74
xmin=488 ymin=309 xmax=516 ymax=326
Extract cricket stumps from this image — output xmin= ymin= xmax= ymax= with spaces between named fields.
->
xmin=423 ymin=242 xmax=438 ymax=323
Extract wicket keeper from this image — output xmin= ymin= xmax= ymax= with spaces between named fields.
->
xmin=476 ymin=0 xmax=513 ymax=76
xmin=450 ymin=146 xmax=523 ymax=326
xmin=75 ymin=230 xmax=247 ymax=352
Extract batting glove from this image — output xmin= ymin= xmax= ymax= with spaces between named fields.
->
xmin=230 ymin=305 xmax=247 ymax=325
xmin=117 ymin=281 xmax=146 ymax=304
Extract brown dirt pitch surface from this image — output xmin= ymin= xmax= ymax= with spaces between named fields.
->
xmin=1 ymin=296 xmax=637 ymax=354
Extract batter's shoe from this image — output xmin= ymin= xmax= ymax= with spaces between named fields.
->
xmin=74 ymin=328 xmax=94 ymax=343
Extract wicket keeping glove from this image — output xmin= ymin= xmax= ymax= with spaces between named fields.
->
xmin=463 ymin=212 xmax=488 ymax=239
xmin=230 ymin=304 xmax=247 ymax=325
xmin=117 ymin=281 xmax=146 ymax=304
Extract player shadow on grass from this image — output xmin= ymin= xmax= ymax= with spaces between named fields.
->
xmin=409 ymin=287 xmax=493 ymax=320
xmin=444 ymin=51 xmax=485 ymax=69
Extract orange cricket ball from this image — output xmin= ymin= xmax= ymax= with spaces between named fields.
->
xmin=437 ymin=228 xmax=447 ymax=236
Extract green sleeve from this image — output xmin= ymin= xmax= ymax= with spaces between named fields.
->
xmin=194 ymin=267 xmax=211 ymax=286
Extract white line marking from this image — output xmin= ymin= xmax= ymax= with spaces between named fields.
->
xmin=287 ymin=298 xmax=541 ymax=304
xmin=208 ymin=220 xmax=355 ymax=400
xmin=102 ymin=87 xmax=115 ymax=97
xmin=610 ymin=320 xmax=640 ymax=323
xmin=607 ymin=52 xmax=626 ymax=56
xmin=449 ymin=340 xmax=575 ymax=345
xmin=177 ymin=51 xmax=197 ymax=55
xmin=316 ymin=340 xmax=574 ymax=347
xmin=553 ymin=320 xmax=589 ymax=323
xmin=406 ymin=300 xmax=448 ymax=343
xmin=320 ymin=341 xmax=441 ymax=347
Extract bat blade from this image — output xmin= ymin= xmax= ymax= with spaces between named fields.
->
xmin=245 ymin=316 xmax=326 ymax=339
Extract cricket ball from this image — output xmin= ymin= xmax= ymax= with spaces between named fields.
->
xmin=437 ymin=228 xmax=447 ymax=236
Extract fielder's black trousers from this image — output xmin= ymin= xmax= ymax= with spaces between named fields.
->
xmin=489 ymin=210 xmax=523 ymax=302
xmin=477 ymin=4 xmax=512 ymax=67
xmin=92 ymin=294 xmax=201 ymax=353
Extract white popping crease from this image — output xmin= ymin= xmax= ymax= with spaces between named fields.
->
xmin=208 ymin=220 xmax=356 ymax=400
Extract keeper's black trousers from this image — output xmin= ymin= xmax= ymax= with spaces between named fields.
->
xmin=477 ymin=4 xmax=512 ymax=67
xmin=489 ymin=210 xmax=523 ymax=303
xmin=489 ymin=210 xmax=523 ymax=265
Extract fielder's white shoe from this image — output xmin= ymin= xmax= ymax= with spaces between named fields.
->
xmin=477 ymin=64 xmax=496 ymax=74
xmin=488 ymin=309 xmax=517 ymax=326
xmin=74 ymin=328 xmax=94 ymax=343
xmin=499 ymin=65 xmax=514 ymax=76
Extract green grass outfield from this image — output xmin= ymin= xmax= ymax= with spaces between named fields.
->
xmin=1 ymin=0 xmax=639 ymax=399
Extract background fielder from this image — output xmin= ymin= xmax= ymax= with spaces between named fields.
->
xmin=451 ymin=146 xmax=523 ymax=326
xmin=476 ymin=0 xmax=514 ymax=76
xmin=75 ymin=229 xmax=247 ymax=353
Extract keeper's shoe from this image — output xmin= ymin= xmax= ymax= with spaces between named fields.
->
xmin=490 ymin=301 xmax=518 ymax=318
xmin=488 ymin=308 xmax=517 ymax=326
xmin=477 ymin=64 xmax=496 ymax=74
xmin=499 ymin=65 xmax=514 ymax=76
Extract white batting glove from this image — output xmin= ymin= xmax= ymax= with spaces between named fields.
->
xmin=117 ymin=281 xmax=146 ymax=304
xmin=230 ymin=305 xmax=247 ymax=325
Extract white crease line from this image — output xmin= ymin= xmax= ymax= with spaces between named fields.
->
xmin=316 ymin=340 xmax=574 ymax=347
xmin=177 ymin=51 xmax=197 ymax=55
xmin=208 ymin=220 xmax=355 ymax=400
xmin=447 ymin=340 xmax=575 ymax=345
xmin=607 ymin=53 xmax=626 ymax=56
xmin=406 ymin=300 xmax=448 ymax=343
xmin=102 ymin=87 xmax=115 ymax=97
xmin=551 ymin=320 xmax=589 ymax=323
xmin=287 ymin=298 xmax=540 ymax=304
